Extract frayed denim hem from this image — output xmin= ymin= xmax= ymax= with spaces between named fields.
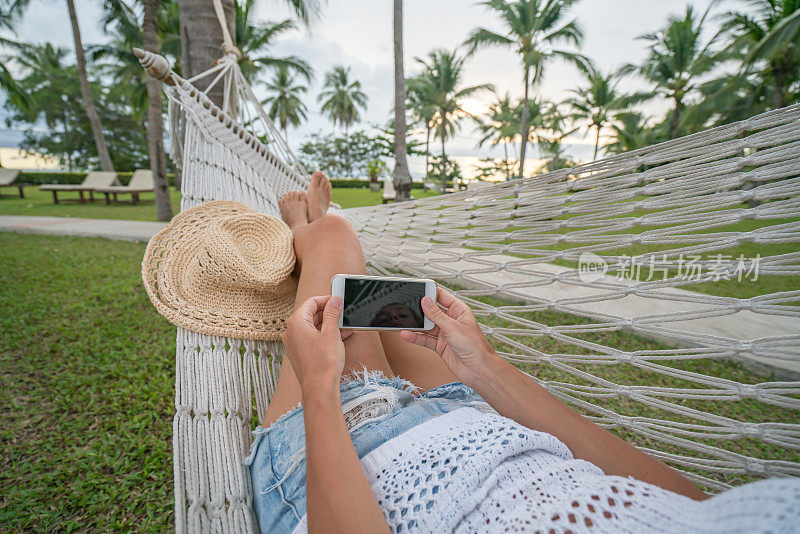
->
xmin=244 ymin=368 xmax=423 ymax=468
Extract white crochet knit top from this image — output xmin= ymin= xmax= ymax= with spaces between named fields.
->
xmin=292 ymin=407 xmax=800 ymax=533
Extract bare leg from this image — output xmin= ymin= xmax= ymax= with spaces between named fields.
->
xmin=379 ymin=332 xmax=458 ymax=392
xmin=262 ymin=178 xmax=394 ymax=427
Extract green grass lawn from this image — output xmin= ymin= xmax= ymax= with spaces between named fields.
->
xmin=2 ymin=232 xmax=796 ymax=530
xmin=333 ymin=187 xmax=441 ymax=208
xmin=0 ymin=233 xmax=175 ymax=531
xmin=0 ymin=188 xmax=184 ymax=221
xmin=0 ymin=186 xmax=440 ymax=221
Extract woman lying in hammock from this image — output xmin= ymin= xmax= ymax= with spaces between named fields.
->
xmin=245 ymin=172 xmax=798 ymax=533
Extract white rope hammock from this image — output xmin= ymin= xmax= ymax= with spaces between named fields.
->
xmin=137 ymin=42 xmax=800 ymax=533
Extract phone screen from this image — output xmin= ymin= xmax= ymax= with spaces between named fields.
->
xmin=342 ymin=278 xmax=426 ymax=329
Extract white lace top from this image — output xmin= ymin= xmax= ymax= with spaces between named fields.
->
xmin=292 ymin=407 xmax=800 ymax=533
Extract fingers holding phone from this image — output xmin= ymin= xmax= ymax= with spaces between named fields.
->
xmin=281 ymin=295 xmax=347 ymax=392
xmin=400 ymin=287 xmax=498 ymax=389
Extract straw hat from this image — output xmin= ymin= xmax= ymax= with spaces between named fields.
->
xmin=142 ymin=200 xmax=297 ymax=341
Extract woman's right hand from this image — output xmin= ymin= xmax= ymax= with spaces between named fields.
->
xmin=399 ymin=288 xmax=498 ymax=388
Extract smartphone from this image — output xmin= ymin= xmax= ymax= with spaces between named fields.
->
xmin=331 ymin=274 xmax=436 ymax=331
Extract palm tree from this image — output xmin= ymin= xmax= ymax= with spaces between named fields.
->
xmin=411 ymin=49 xmax=491 ymax=192
xmin=392 ymin=0 xmax=413 ymax=202
xmin=66 ymin=0 xmax=115 ymax=171
xmin=262 ymin=65 xmax=308 ymax=139
xmin=406 ymin=74 xmax=437 ymax=184
xmin=234 ymin=0 xmax=312 ymax=84
xmin=474 ymin=93 xmax=519 ymax=180
xmin=178 ymin=0 xmax=234 ymax=106
xmin=142 ymin=0 xmax=173 ymax=221
xmin=0 ymin=1 xmax=31 ymax=113
xmin=465 ymin=0 xmax=586 ymax=179
xmin=92 ymin=0 xmax=155 ymax=118
xmin=318 ymin=66 xmax=368 ymax=133
xmin=721 ymin=0 xmax=800 ymax=108
xmin=637 ymin=6 xmax=720 ymax=139
xmin=605 ymin=111 xmax=653 ymax=154
xmin=566 ymin=64 xmax=633 ymax=160
xmin=94 ymin=0 xmax=172 ymax=217
xmin=318 ymin=66 xmax=367 ymax=178
xmin=9 ymin=43 xmax=75 ymax=128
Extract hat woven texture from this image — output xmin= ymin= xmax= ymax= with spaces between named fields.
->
xmin=142 ymin=200 xmax=297 ymax=341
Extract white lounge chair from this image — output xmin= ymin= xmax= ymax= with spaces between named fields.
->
xmin=382 ymin=178 xmax=396 ymax=204
xmin=39 ymin=171 xmax=120 ymax=204
xmin=382 ymin=179 xmax=416 ymax=203
xmin=0 ymin=168 xmax=32 ymax=199
xmin=95 ymin=169 xmax=155 ymax=205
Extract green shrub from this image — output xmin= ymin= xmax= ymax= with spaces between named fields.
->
xmin=329 ymin=179 xmax=370 ymax=188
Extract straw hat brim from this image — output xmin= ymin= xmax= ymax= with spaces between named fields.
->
xmin=142 ymin=201 xmax=296 ymax=341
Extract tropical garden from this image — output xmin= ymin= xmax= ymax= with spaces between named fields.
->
xmin=1 ymin=0 xmax=798 ymax=216
xmin=1 ymin=0 xmax=799 ymax=530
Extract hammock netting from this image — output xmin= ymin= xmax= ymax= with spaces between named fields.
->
xmin=138 ymin=51 xmax=800 ymax=532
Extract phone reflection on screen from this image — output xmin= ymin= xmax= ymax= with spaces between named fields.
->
xmin=342 ymin=279 xmax=425 ymax=328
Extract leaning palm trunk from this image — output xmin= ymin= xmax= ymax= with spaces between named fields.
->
xmin=141 ymin=0 xmax=173 ymax=222
xmin=65 ymin=0 xmax=114 ymax=172
xmin=392 ymin=0 xmax=413 ymax=201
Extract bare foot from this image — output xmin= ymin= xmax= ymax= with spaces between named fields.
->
xmin=307 ymin=171 xmax=332 ymax=222
xmin=279 ymin=191 xmax=308 ymax=230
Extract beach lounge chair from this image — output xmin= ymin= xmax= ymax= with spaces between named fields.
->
xmin=95 ymin=169 xmax=155 ymax=205
xmin=39 ymin=171 xmax=120 ymax=204
xmin=381 ymin=179 xmax=415 ymax=204
xmin=382 ymin=178 xmax=396 ymax=203
xmin=0 ymin=168 xmax=32 ymax=199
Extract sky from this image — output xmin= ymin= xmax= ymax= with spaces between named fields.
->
xmin=0 ymin=0 xmax=740 ymax=177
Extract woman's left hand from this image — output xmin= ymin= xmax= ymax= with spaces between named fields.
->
xmin=281 ymin=295 xmax=345 ymax=393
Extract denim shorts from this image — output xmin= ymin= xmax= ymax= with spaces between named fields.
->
xmin=244 ymin=372 xmax=489 ymax=534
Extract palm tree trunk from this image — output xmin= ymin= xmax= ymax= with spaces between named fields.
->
xmin=593 ymin=124 xmax=601 ymax=160
xmin=440 ymin=133 xmax=447 ymax=193
xmin=424 ymin=125 xmax=431 ymax=185
xmin=174 ymin=166 xmax=182 ymax=191
xmin=670 ymin=97 xmax=682 ymax=139
xmin=178 ymin=0 xmax=235 ymax=108
xmin=518 ymin=64 xmax=530 ymax=180
xmin=65 ymin=0 xmax=114 ymax=172
xmin=773 ymin=65 xmax=786 ymax=109
xmin=143 ymin=0 xmax=173 ymax=222
xmin=392 ymin=0 xmax=413 ymax=202
xmin=344 ymin=124 xmax=352 ymax=178
xmin=503 ymin=140 xmax=510 ymax=181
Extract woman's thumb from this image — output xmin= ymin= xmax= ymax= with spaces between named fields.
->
xmin=421 ymin=296 xmax=453 ymax=330
xmin=321 ymin=296 xmax=342 ymax=334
